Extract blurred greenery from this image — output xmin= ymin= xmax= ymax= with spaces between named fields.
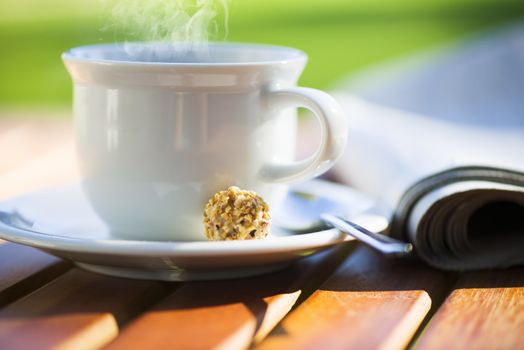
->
xmin=1 ymin=0 xmax=524 ymax=107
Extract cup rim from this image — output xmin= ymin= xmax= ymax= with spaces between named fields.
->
xmin=62 ymin=42 xmax=308 ymax=68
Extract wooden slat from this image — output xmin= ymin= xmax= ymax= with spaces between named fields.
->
xmin=414 ymin=266 xmax=524 ymax=350
xmin=0 ymin=243 xmax=71 ymax=307
xmin=104 ymin=244 xmax=354 ymax=350
xmin=0 ymin=268 xmax=176 ymax=350
xmin=256 ymin=246 xmax=454 ymax=350
xmin=0 ymin=118 xmax=76 ymax=305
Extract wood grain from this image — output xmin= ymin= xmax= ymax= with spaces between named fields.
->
xmin=256 ymin=246 xmax=454 ymax=350
xmin=0 ymin=243 xmax=71 ymax=307
xmin=414 ymin=266 xmax=524 ymax=350
xmin=2 ymin=118 xmax=523 ymax=350
xmin=0 ymin=268 xmax=176 ymax=350
xmin=104 ymin=244 xmax=354 ymax=350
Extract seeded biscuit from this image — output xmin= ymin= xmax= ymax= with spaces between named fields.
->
xmin=203 ymin=186 xmax=271 ymax=240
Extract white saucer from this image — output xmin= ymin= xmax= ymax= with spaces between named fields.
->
xmin=0 ymin=180 xmax=387 ymax=281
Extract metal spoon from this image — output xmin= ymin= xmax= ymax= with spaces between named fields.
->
xmin=275 ymin=191 xmax=413 ymax=257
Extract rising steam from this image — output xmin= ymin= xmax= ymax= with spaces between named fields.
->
xmin=103 ymin=0 xmax=229 ymax=61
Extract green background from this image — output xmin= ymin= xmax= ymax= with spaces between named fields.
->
xmin=1 ymin=0 xmax=524 ymax=107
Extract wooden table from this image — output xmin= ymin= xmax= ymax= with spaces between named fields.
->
xmin=0 ymin=117 xmax=523 ymax=350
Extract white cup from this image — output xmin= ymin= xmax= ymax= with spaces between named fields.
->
xmin=63 ymin=43 xmax=348 ymax=241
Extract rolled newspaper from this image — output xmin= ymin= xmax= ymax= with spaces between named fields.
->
xmin=332 ymin=23 xmax=524 ymax=270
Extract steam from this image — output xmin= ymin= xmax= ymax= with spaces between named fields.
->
xmin=104 ymin=0 xmax=229 ymax=61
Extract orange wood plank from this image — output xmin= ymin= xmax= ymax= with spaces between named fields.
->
xmin=414 ymin=266 xmax=524 ymax=350
xmin=0 ymin=243 xmax=70 ymax=307
xmin=256 ymin=246 xmax=454 ymax=350
xmin=104 ymin=244 xmax=354 ymax=350
xmin=0 ymin=268 xmax=176 ymax=350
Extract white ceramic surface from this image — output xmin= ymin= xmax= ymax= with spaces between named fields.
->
xmin=0 ymin=180 xmax=386 ymax=281
xmin=62 ymin=43 xmax=348 ymax=241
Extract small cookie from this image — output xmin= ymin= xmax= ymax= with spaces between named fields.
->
xmin=203 ymin=186 xmax=271 ymax=240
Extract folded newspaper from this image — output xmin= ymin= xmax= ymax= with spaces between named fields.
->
xmin=332 ymin=23 xmax=524 ymax=270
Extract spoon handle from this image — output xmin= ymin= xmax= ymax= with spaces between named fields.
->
xmin=320 ymin=213 xmax=413 ymax=257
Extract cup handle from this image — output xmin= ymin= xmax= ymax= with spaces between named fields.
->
xmin=259 ymin=85 xmax=348 ymax=183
